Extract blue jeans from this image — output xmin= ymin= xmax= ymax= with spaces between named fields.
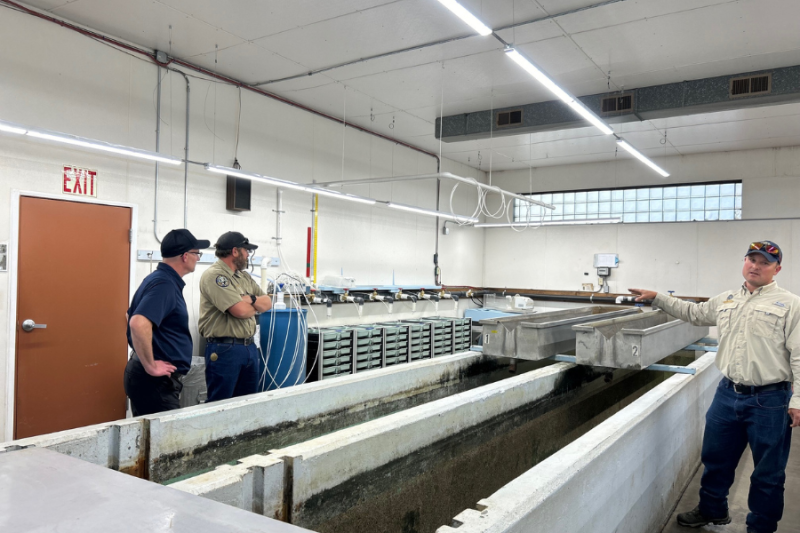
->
xmin=204 ymin=342 xmax=262 ymax=402
xmin=699 ymin=378 xmax=793 ymax=533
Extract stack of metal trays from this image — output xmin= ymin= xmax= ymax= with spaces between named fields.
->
xmin=382 ymin=324 xmax=410 ymax=366
xmin=419 ymin=317 xmax=454 ymax=356
xmin=482 ymin=306 xmax=642 ymax=361
xmin=401 ymin=319 xmax=436 ymax=358
xmin=573 ymin=310 xmax=709 ymax=369
xmin=452 ymin=317 xmax=473 ymax=352
xmin=353 ymin=326 xmax=383 ymax=373
xmin=307 ymin=327 xmax=353 ymax=381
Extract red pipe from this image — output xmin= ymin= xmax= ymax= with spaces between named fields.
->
xmin=306 ymin=227 xmax=312 ymax=278
xmin=0 ymin=0 xmax=440 ymax=164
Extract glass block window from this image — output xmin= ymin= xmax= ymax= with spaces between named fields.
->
xmin=514 ymin=181 xmax=742 ymax=224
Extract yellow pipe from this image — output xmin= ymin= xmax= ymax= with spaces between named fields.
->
xmin=313 ymin=194 xmax=319 ymax=285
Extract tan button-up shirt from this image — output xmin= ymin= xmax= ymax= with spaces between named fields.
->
xmin=198 ymin=260 xmax=265 ymax=339
xmin=653 ymin=281 xmax=800 ymax=409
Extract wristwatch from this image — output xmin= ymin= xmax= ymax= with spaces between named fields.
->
xmin=250 ymin=294 xmax=257 ymax=306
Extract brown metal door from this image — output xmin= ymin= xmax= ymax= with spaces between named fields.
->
xmin=15 ymin=197 xmax=131 ymax=439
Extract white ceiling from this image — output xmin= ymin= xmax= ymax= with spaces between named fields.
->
xmin=18 ymin=0 xmax=800 ymax=172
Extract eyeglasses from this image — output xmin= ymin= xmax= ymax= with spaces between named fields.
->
xmin=750 ymin=242 xmax=780 ymax=256
xmin=186 ymin=251 xmax=203 ymax=258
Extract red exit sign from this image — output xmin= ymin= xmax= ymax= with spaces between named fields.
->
xmin=62 ymin=165 xmax=97 ymax=197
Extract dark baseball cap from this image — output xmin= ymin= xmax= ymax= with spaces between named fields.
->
xmin=161 ymin=229 xmax=211 ymax=258
xmin=214 ymin=231 xmax=258 ymax=251
xmin=746 ymin=240 xmax=782 ymax=264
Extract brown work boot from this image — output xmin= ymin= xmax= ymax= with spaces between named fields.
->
xmin=676 ymin=506 xmax=731 ymax=528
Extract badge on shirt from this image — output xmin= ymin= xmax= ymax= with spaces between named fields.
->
xmin=216 ymin=275 xmax=230 ymax=288
xmin=723 ymin=299 xmax=733 ymax=304
xmin=774 ymin=301 xmax=786 ymax=308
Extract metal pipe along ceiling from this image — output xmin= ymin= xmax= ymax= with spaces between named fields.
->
xmin=153 ymin=66 xmax=191 ymax=242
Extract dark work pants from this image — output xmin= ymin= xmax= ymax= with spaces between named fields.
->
xmin=204 ymin=342 xmax=261 ymax=402
xmin=123 ymin=354 xmax=183 ymax=417
xmin=699 ymin=378 xmax=793 ymax=533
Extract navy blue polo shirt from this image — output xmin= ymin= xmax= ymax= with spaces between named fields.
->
xmin=127 ymin=263 xmax=192 ymax=374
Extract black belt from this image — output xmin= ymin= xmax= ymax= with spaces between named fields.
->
xmin=723 ymin=378 xmax=790 ymax=395
xmin=206 ymin=336 xmax=256 ymax=346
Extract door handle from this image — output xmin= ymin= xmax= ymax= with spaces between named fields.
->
xmin=21 ymin=319 xmax=47 ymax=332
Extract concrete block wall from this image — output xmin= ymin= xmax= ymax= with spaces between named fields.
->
xmin=439 ymin=353 xmax=720 ymax=533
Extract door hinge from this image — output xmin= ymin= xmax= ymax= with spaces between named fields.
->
xmin=128 ymin=229 xmax=133 ymax=243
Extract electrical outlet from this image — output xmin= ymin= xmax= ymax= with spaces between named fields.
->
xmin=270 ymin=257 xmax=280 ymax=267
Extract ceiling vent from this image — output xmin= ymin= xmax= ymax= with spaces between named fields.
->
xmin=496 ymin=109 xmax=522 ymax=128
xmin=600 ymin=93 xmax=634 ymax=115
xmin=730 ymin=74 xmax=771 ymax=97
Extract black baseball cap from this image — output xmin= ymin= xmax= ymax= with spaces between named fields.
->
xmin=161 ymin=229 xmax=211 ymax=258
xmin=214 ymin=231 xmax=258 ymax=251
xmin=746 ymin=240 xmax=783 ymax=264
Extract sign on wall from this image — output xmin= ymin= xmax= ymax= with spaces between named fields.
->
xmin=62 ymin=165 xmax=97 ymax=198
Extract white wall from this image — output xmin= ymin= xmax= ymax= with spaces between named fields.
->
xmin=484 ymin=147 xmax=800 ymax=296
xmin=0 ymin=9 xmax=485 ymax=436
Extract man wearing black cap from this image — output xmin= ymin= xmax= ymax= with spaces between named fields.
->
xmin=124 ymin=229 xmax=210 ymax=416
xmin=630 ymin=241 xmax=800 ymax=533
xmin=199 ymin=231 xmax=272 ymax=402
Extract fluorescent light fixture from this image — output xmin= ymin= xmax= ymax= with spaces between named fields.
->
xmin=0 ymin=119 xmax=182 ymax=165
xmin=386 ymin=201 xmax=480 ymax=224
xmin=26 ymin=131 xmax=182 ymax=165
xmin=475 ymin=217 xmax=621 ymax=228
xmin=307 ymin=187 xmax=376 ymax=205
xmin=616 ymin=140 xmax=670 ymax=177
xmin=206 ymin=164 xmax=308 ymax=192
xmin=0 ymin=121 xmax=27 ymax=135
xmin=566 ymin=100 xmax=614 ymax=135
xmin=505 ymin=49 xmax=614 ymax=136
xmin=435 ymin=0 xmax=493 ymax=36
xmin=206 ymin=165 xmax=376 ymax=205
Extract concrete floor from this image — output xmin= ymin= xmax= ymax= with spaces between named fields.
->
xmin=662 ymin=428 xmax=800 ymax=533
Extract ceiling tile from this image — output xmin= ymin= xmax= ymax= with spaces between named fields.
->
xmin=50 ymin=0 xmax=244 ymax=57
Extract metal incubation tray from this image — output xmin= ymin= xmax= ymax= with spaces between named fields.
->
xmin=482 ymin=306 xmax=642 ymax=361
xmin=573 ymin=310 xmax=709 ymax=369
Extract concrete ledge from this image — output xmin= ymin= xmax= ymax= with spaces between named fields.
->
xmin=273 ymin=362 xmax=578 ymax=527
xmin=148 ymin=351 xmax=503 ymax=481
xmin=437 ymin=353 xmax=720 ymax=533
xmin=0 ymin=351 xmax=505 ymax=483
xmin=0 ymin=418 xmax=145 ymax=476
xmin=170 ymin=454 xmax=286 ymax=520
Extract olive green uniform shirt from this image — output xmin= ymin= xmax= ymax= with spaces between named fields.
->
xmin=199 ymin=260 xmax=265 ymax=339
xmin=653 ymin=281 xmax=800 ymax=409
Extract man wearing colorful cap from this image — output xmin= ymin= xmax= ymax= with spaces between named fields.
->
xmin=199 ymin=231 xmax=272 ymax=402
xmin=124 ymin=229 xmax=210 ymax=416
xmin=630 ymin=241 xmax=800 ymax=533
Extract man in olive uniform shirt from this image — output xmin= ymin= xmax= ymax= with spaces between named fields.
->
xmin=631 ymin=241 xmax=800 ymax=533
xmin=199 ymin=231 xmax=272 ymax=402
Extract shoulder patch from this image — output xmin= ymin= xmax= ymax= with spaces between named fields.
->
xmin=215 ymin=275 xmax=230 ymax=288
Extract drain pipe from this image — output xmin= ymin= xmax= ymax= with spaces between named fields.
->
xmin=153 ymin=65 xmax=163 ymax=242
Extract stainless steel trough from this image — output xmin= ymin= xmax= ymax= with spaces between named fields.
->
xmin=482 ymin=306 xmax=642 ymax=361
xmin=573 ymin=310 xmax=709 ymax=369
